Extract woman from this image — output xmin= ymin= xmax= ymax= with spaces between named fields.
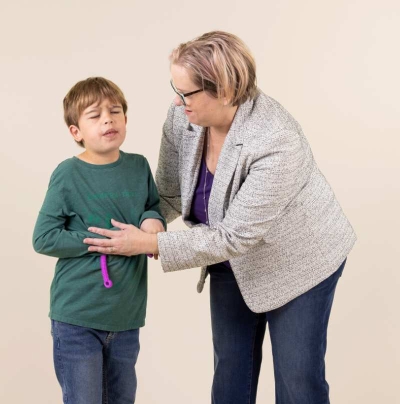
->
xmin=85 ymin=31 xmax=356 ymax=403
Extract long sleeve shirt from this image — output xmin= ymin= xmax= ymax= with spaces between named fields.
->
xmin=33 ymin=151 xmax=166 ymax=331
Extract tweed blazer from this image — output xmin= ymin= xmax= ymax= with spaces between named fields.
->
xmin=156 ymin=90 xmax=356 ymax=313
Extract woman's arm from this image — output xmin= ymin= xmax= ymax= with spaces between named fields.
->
xmin=155 ymin=103 xmax=183 ymax=223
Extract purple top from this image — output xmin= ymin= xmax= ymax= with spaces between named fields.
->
xmin=190 ymin=157 xmax=231 ymax=269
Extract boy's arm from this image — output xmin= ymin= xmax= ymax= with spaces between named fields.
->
xmin=138 ymin=159 xmax=167 ymax=231
xmin=33 ymin=211 xmax=105 ymax=258
xmin=32 ymin=168 xmax=103 ymax=258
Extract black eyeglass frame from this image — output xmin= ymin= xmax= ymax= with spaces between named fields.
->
xmin=170 ymin=80 xmax=204 ymax=106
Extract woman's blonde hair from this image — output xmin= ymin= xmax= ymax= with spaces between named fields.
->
xmin=170 ymin=31 xmax=257 ymax=106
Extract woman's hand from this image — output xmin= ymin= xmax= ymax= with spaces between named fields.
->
xmin=83 ymin=218 xmax=159 ymax=256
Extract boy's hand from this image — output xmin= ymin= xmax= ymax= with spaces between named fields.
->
xmin=140 ymin=218 xmax=165 ymax=234
xmin=140 ymin=219 xmax=165 ymax=260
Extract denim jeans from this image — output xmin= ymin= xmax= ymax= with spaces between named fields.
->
xmin=209 ymin=259 xmax=346 ymax=404
xmin=51 ymin=320 xmax=140 ymax=404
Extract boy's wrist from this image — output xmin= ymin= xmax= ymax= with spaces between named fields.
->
xmin=143 ymin=232 xmax=159 ymax=255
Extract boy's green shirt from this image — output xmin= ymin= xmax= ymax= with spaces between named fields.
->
xmin=33 ymin=151 xmax=166 ymax=331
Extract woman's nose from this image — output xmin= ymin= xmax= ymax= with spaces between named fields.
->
xmin=174 ymin=95 xmax=183 ymax=106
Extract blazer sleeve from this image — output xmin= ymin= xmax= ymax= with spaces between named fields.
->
xmin=157 ymin=129 xmax=309 ymax=271
xmin=155 ymin=103 xmax=183 ymax=224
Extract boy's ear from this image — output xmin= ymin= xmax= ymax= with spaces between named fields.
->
xmin=125 ymin=115 xmax=128 ymax=125
xmin=69 ymin=125 xmax=82 ymax=142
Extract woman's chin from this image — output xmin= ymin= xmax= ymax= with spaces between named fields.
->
xmin=187 ymin=116 xmax=203 ymax=127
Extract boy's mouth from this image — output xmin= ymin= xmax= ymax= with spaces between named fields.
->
xmin=103 ymin=129 xmax=118 ymax=136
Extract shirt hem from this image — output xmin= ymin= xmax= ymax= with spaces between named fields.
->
xmin=49 ymin=312 xmax=145 ymax=332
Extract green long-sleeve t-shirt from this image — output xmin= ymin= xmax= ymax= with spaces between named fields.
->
xmin=33 ymin=151 xmax=166 ymax=331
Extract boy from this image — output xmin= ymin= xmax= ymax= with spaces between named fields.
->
xmin=33 ymin=77 xmax=165 ymax=403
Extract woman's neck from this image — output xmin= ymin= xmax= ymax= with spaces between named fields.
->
xmin=209 ymin=105 xmax=238 ymax=139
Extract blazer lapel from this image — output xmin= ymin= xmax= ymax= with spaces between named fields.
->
xmin=180 ymin=125 xmax=206 ymax=220
xmin=208 ymin=137 xmax=242 ymax=225
xmin=208 ymin=99 xmax=254 ymax=224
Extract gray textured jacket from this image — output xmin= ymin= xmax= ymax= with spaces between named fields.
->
xmin=156 ymin=90 xmax=356 ymax=313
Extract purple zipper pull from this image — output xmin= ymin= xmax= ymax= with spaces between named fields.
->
xmin=100 ymin=255 xmax=113 ymax=288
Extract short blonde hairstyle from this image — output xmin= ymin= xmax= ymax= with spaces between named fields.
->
xmin=170 ymin=31 xmax=257 ymax=106
xmin=63 ymin=77 xmax=128 ymax=147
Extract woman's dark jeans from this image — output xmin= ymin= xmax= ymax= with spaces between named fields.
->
xmin=209 ymin=259 xmax=346 ymax=404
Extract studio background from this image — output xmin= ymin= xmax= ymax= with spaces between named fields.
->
xmin=1 ymin=0 xmax=399 ymax=403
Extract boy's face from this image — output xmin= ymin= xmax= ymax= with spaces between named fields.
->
xmin=69 ymin=98 xmax=127 ymax=157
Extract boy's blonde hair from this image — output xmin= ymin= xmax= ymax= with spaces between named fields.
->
xmin=170 ymin=31 xmax=257 ymax=106
xmin=63 ymin=77 xmax=128 ymax=147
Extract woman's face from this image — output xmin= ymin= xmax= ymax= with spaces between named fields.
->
xmin=170 ymin=64 xmax=229 ymax=128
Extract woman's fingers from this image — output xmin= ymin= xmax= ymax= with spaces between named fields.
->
xmin=87 ymin=219 xmax=131 ymax=242
xmin=87 ymin=245 xmax=118 ymax=254
xmin=84 ymin=237 xmax=112 ymax=246
xmin=83 ymin=237 xmax=118 ymax=254
xmin=111 ymin=218 xmax=130 ymax=230
xmin=83 ymin=222 xmax=154 ymax=256
xmin=84 ymin=224 xmax=140 ymax=256
xmin=87 ymin=227 xmax=118 ymax=238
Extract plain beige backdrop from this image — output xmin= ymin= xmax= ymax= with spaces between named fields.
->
xmin=1 ymin=0 xmax=399 ymax=403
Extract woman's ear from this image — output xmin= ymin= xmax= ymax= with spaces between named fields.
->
xmin=222 ymin=91 xmax=234 ymax=106
xmin=223 ymin=97 xmax=233 ymax=106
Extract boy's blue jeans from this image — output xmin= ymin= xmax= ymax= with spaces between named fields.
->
xmin=51 ymin=320 xmax=140 ymax=404
xmin=209 ymin=259 xmax=346 ymax=404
